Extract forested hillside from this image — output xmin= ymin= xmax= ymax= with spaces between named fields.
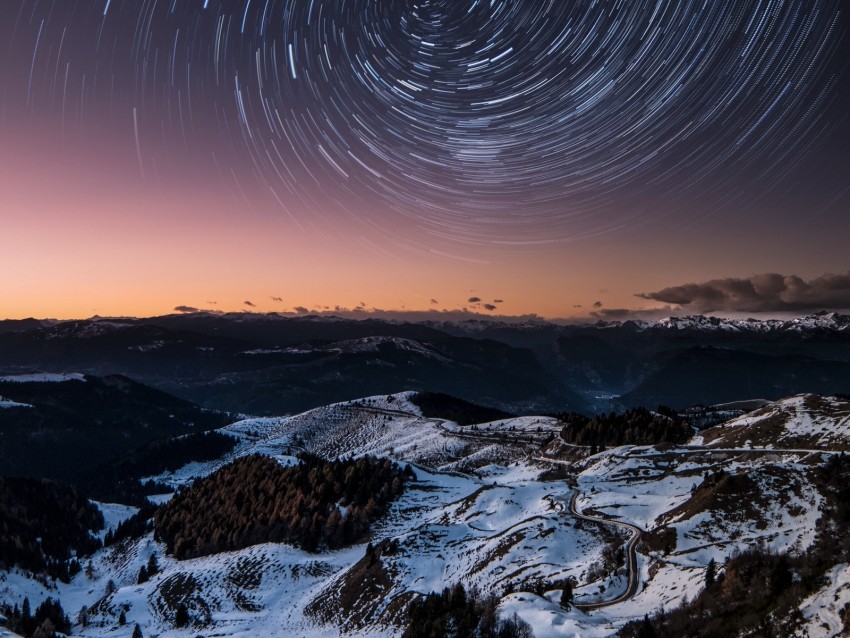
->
xmin=155 ymin=454 xmax=414 ymax=558
xmin=556 ymin=406 xmax=692 ymax=447
xmin=0 ymin=477 xmax=103 ymax=580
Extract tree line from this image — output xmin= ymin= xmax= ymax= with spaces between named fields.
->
xmin=1 ymin=597 xmax=70 ymax=638
xmin=555 ymin=406 xmax=692 ymax=447
xmin=411 ymin=392 xmax=515 ymax=426
xmin=82 ymin=430 xmax=238 ymax=504
xmin=403 ymin=583 xmax=533 ymax=638
xmin=0 ymin=477 xmax=103 ymax=580
xmin=155 ymin=453 xmax=414 ymax=558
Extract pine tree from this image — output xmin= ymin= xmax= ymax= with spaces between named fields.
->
xmin=21 ymin=597 xmax=34 ymax=636
xmin=132 ymin=623 xmax=144 ymax=638
xmin=174 ymin=603 xmax=189 ymax=628
xmin=137 ymin=565 xmax=149 ymax=584
xmin=77 ymin=605 xmax=89 ymax=627
xmin=638 ymin=614 xmax=657 ymax=638
xmin=560 ymin=580 xmax=574 ymax=609
xmin=119 ymin=609 xmax=126 ymax=625
xmin=705 ymin=558 xmax=716 ymax=586
xmin=147 ymin=553 xmax=159 ymax=576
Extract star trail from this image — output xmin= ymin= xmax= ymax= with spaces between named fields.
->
xmin=0 ymin=0 xmax=848 ymax=318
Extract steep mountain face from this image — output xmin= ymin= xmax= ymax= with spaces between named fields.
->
xmin=556 ymin=334 xmax=644 ymax=395
xmin=176 ymin=333 xmax=581 ymax=416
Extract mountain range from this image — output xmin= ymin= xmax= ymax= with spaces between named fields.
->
xmin=1 ymin=312 xmax=849 ymax=415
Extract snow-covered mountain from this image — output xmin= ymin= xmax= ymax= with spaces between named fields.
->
xmin=624 ymin=311 xmax=850 ymax=334
xmin=5 ymin=392 xmax=850 ymax=637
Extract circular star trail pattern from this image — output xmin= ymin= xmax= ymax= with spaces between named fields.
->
xmin=6 ymin=0 xmax=848 ymax=244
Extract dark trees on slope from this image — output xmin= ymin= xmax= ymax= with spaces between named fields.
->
xmin=155 ymin=453 xmax=413 ymax=558
xmin=0 ymin=477 xmax=103 ymax=580
xmin=557 ymin=407 xmax=692 ymax=447
xmin=403 ymin=583 xmax=533 ymax=638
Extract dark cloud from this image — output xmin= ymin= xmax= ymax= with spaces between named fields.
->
xmin=293 ymin=306 xmax=309 ymax=314
xmin=430 ymin=298 xmax=439 ymax=305
xmin=493 ymin=299 xmax=504 ymax=304
xmin=174 ymin=305 xmax=200 ymax=314
xmin=468 ymin=297 xmax=481 ymax=303
xmin=593 ymin=301 xmax=603 ymax=308
xmin=244 ymin=300 xmax=256 ymax=307
xmin=484 ymin=304 xmax=497 ymax=311
xmin=206 ymin=301 xmax=218 ymax=305
xmin=270 ymin=296 xmax=283 ymax=303
xmin=638 ymin=271 xmax=850 ymax=313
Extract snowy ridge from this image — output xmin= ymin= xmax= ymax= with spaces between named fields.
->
xmin=44 ymin=321 xmax=135 ymax=339
xmin=693 ymin=394 xmax=850 ymax=450
xmin=0 ymin=396 xmax=32 ymax=408
xmin=0 ymin=373 xmax=86 ymax=383
xmin=241 ymin=337 xmax=452 ymax=360
xmin=594 ymin=311 xmax=850 ymax=334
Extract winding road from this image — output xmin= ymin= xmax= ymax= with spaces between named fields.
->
xmin=568 ymin=492 xmax=643 ymax=610
xmin=361 ymin=405 xmax=646 ymax=608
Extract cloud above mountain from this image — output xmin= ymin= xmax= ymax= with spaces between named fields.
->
xmin=638 ymin=272 xmax=850 ymax=313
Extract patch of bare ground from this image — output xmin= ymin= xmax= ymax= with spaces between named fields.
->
xmin=470 ymin=530 xmax=527 ymax=573
xmin=642 ymin=526 xmax=677 ymax=555
xmin=658 ymin=465 xmax=812 ymax=538
xmin=225 ymin=556 xmax=263 ymax=612
xmin=450 ymin=486 xmax=497 ymax=519
xmin=305 ymin=539 xmax=404 ymax=632
xmin=660 ymin=470 xmax=760 ymax=527
xmin=699 ymin=410 xmax=789 ymax=447
xmin=153 ymin=572 xmax=212 ymax=626
xmin=804 ymin=394 xmax=850 ymax=419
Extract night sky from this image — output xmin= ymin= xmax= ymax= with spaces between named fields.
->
xmin=1 ymin=1 xmax=848 ymax=320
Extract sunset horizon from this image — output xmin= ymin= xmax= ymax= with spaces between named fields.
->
xmin=2 ymin=1 xmax=848 ymax=324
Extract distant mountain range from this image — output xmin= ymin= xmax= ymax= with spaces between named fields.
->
xmin=0 ymin=311 xmax=849 ymax=414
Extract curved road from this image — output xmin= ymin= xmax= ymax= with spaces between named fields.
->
xmin=359 ymin=405 xmax=644 ymax=608
xmin=568 ymin=492 xmax=643 ymax=610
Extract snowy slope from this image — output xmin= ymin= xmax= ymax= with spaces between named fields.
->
xmin=0 ymin=397 xmax=31 ymax=408
xmin=796 ymin=563 xmax=850 ymax=638
xmin=4 ymin=392 xmax=849 ymax=637
xmin=694 ymin=394 xmax=850 ymax=451
xmin=0 ymin=373 xmax=86 ymax=383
